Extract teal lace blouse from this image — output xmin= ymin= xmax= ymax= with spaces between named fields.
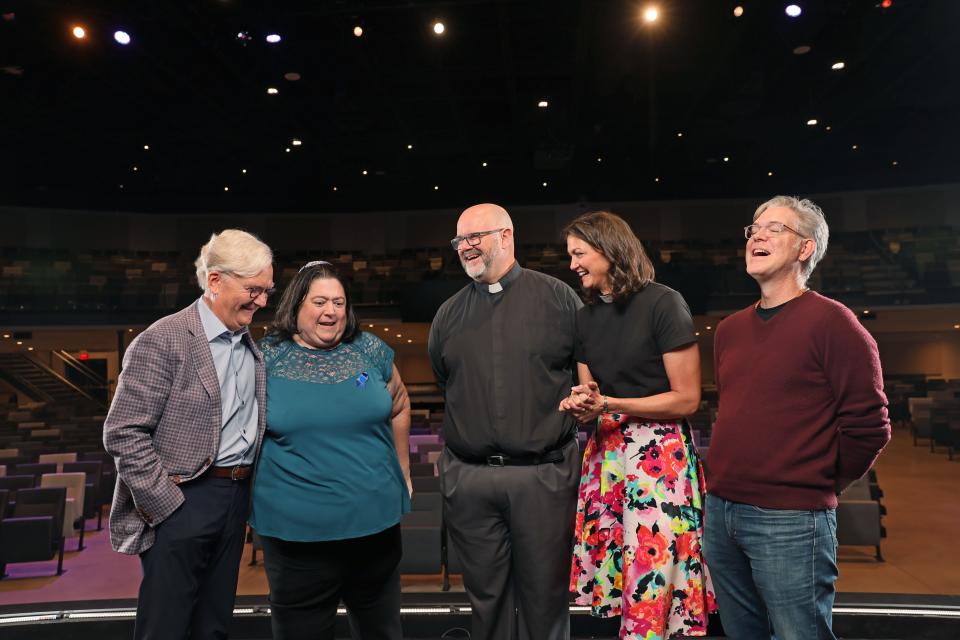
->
xmin=249 ymin=331 xmax=410 ymax=541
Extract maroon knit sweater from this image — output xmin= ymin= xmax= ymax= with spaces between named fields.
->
xmin=707 ymin=291 xmax=891 ymax=510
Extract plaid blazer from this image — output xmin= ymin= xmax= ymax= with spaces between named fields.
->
xmin=103 ymin=302 xmax=267 ymax=554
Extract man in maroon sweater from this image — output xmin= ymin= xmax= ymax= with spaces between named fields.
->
xmin=704 ymin=195 xmax=891 ymax=640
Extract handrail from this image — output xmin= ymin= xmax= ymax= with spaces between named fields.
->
xmin=53 ymin=350 xmax=108 ymax=388
xmin=0 ymin=365 xmax=57 ymax=404
xmin=21 ymin=354 xmax=108 ymax=409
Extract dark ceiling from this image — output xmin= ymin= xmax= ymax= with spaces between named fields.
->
xmin=2 ymin=0 xmax=958 ymax=214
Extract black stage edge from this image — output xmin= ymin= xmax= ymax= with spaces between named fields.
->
xmin=1 ymin=592 xmax=958 ymax=639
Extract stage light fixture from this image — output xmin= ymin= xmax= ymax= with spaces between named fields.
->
xmin=114 ymin=30 xmax=131 ymax=45
xmin=267 ymin=87 xmax=279 ymax=95
xmin=482 ymin=162 xmax=488 ymax=167
xmin=292 ymin=138 xmax=302 ymax=146
xmin=785 ymin=4 xmax=802 ymax=17
xmin=807 ymin=119 xmax=818 ymax=126
xmin=538 ymin=100 xmax=549 ymax=108
xmin=767 ymin=171 xmax=774 ymax=176
xmin=434 ymin=185 xmax=439 ymax=190
xmin=832 ymin=61 xmax=845 ymax=70
xmin=733 ymin=6 xmax=744 ymax=17
xmin=643 ymin=6 xmax=659 ymax=23
xmin=362 ymin=170 xmax=368 ymax=175
xmin=266 ymin=33 xmax=282 ymax=43
xmin=723 ymin=156 xmax=729 ymax=162
xmin=433 ymin=21 xmax=445 ymax=35
xmin=407 ymin=144 xmax=413 ymax=150
xmin=354 ymin=25 xmax=363 ymax=37
xmin=72 ymin=25 xmax=86 ymax=39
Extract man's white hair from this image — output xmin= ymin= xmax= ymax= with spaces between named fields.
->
xmin=194 ymin=229 xmax=273 ymax=292
xmin=754 ymin=195 xmax=829 ymax=286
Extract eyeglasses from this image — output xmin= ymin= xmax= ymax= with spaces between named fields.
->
xmin=744 ymin=221 xmax=808 ymax=240
xmin=450 ymin=228 xmax=505 ymax=251
xmin=222 ymin=272 xmax=276 ymax=299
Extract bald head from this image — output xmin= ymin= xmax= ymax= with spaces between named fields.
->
xmin=454 ymin=203 xmax=516 ymax=284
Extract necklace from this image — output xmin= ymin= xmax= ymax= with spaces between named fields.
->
xmin=756 ymin=287 xmax=808 ymax=310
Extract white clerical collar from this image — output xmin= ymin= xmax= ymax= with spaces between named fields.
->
xmin=488 ymin=282 xmax=503 ymax=294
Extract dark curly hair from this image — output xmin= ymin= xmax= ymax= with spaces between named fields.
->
xmin=563 ymin=210 xmax=655 ymax=304
xmin=265 ymin=262 xmax=359 ymax=345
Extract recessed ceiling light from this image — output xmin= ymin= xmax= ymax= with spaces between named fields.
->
xmin=2 ymin=334 xmax=9 ymax=338
xmin=892 ymin=160 xmax=898 ymax=166
xmin=285 ymin=147 xmax=291 ymax=153
xmin=332 ymin=186 xmax=338 ymax=191
xmin=292 ymin=139 xmax=302 ymax=146
xmin=383 ymin=327 xmax=389 ymax=332
xmin=267 ymin=87 xmax=279 ymax=95
xmin=353 ymin=25 xmax=363 ymax=37
xmin=642 ymin=6 xmax=659 ymax=23
xmin=434 ymin=185 xmax=439 ymax=190
xmin=806 ymin=119 xmax=818 ymax=126
xmin=733 ymin=6 xmax=744 ymax=17
xmin=706 ymin=325 xmax=712 ymax=330
xmin=542 ymin=182 xmax=548 ymax=187
xmin=128 ymin=328 xmax=134 ymax=332
xmin=831 ymin=61 xmax=845 ymax=70
xmin=407 ymin=339 xmax=413 ymax=343
xmin=677 ymin=132 xmax=683 ymax=138
xmin=538 ymin=100 xmax=549 ymax=108
xmin=723 ymin=156 xmax=729 ymax=162
xmin=825 ymin=126 xmax=832 ymax=131
xmin=362 ymin=170 xmax=368 ymax=175
xmin=241 ymin=168 xmax=247 ymax=174
xmin=695 ymin=332 xmax=700 ymax=336
xmin=482 ymin=162 xmax=488 ymax=167
xmin=596 ymin=157 xmax=602 ymax=163
xmin=655 ymin=177 xmax=660 ymax=182
xmin=114 ymin=30 xmax=131 ymax=45
xmin=852 ymin=144 xmax=858 ymax=150
xmin=265 ymin=34 xmax=282 ymax=44
xmin=433 ymin=21 xmax=445 ymax=35
xmin=793 ymin=45 xmax=811 ymax=55
xmin=72 ymin=26 xmax=86 ymax=40
xmin=954 ymin=324 xmax=959 ymax=329
xmin=27 ymin=346 xmax=33 ymax=351
xmin=407 ymin=144 xmax=413 ymax=150
xmin=785 ymin=5 xmax=802 ymax=18
xmin=143 ymin=144 xmax=149 ymax=150
xmin=223 ymin=186 xmax=229 ymax=192
xmin=368 ymin=324 xmax=374 ymax=328
xmin=132 ymin=166 xmax=138 ymax=172
xmin=396 ymin=334 xmax=402 ymax=338
xmin=16 ymin=341 xmax=22 ymax=345
xmin=768 ymin=171 xmax=774 ymax=176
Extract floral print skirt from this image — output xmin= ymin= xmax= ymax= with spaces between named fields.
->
xmin=570 ymin=413 xmax=717 ymax=640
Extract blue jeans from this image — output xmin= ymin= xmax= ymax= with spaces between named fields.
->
xmin=703 ymin=494 xmax=838 ymax=640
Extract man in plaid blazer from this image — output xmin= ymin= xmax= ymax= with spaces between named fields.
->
xmin=104 ymin=229 xmax=274 ymax=639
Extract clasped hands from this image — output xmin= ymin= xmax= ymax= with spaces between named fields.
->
xmin=559 ymin=380 xmax=604 ymax=423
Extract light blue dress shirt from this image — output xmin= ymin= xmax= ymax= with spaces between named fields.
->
xmin=197 ymin=298 xmax=258 ymax=466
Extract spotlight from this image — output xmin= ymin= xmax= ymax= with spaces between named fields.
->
xmin=643 ymin=6 xmax=659 ymax=22
xmin=482 ymin=162 xmax=488 ymax=167
xmin=353 ymin=25 xmax=363 ymax=37
xmin=224 ymin=186 xmax=230 ymax=192
xmin=114 ymin=30 xmax=131 ymax=45
xmin=723 ymin=156 xmax=729 ymax=162
xmin=143 ymin=144 xmax=149 ymax=150
xmin=266 ymin=33 xmax=282 ymax=43
xmin=72 ymin=25 xmax=86 ymax=40
xmin=785 ymin=4 xmax=802 ymax=17
xmin=433 ymin=185 xmax=439 ymax=190
xmin=831 ymin=61 xmax=845 ymax=70
xmin=806 ymin=119 xmax=818 ymax=126
xmin=292 ymin=138 xmax=302 ymax=146
xmin=733 ymin=6 xmax=744 ymax=17
xmin=241 ymin=169 xmax=247 ymax=174
xmin=538 ymin=100 xmax=549 ymax=108
xmin=407 ymin=144 xmax=413 ymax=150
xmin=267 ymin=87 xmax=279 ymax=95
xmin=433 ymin=21 xmax=445 ymax=35
xmin=542 ymin=182 xmax=548 ymax=187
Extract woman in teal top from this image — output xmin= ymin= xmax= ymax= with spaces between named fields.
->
xmin=250 ymin=261 xmax=411 ymax=640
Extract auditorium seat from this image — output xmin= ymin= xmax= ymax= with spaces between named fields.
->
xmin=38 ymin=452 xmax=78 ymax=471
xmin=39 ymin=472 xmax=87 ymax=550
xmin=62 ymin=461 xmax=104 ymax=531
xmin=0 ymin=486 xmax=67 ymax=577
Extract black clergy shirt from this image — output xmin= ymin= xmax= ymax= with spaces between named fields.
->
xmin=428 ymin=262 xmax=583 ymax=458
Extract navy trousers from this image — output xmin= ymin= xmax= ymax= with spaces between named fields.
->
xmin=135 ymin=475 xmax=250 ymax=640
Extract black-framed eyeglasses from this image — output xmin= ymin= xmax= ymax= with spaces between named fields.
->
xmin=744 ymin=221 xmax=808 ymax=240
xmin=222 ymin=272 xmax=276 ymax=299
xmin=450 ymin=228 xmax=505 ymax=251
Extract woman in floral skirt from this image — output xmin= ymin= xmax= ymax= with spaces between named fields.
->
xmin=560 ymin=211 xmax=716 ymax=640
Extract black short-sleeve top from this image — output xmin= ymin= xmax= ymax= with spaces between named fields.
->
xmin=574 ymin=282 xmax=696 ymax=399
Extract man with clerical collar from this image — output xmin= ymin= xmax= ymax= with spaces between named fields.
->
xmin=704 ymin=196 xmax=891 ymax=640
xmin=104 ymin=229 xmax=274 ymax=639
xmin=429 ymin=203 xmax=583 ymax=640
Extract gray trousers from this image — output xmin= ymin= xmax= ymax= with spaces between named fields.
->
xmin=440 ymin=440 xmax=579 ymax=640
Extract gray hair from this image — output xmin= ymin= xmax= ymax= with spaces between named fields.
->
xmin=753 ymin=195 xmax=829 ymax=286
xmin=194 ymin=229 xmax=273 ymax=292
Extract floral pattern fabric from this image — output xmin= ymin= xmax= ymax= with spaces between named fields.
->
xmin=571 ymin=412 xmax=717 ymax=639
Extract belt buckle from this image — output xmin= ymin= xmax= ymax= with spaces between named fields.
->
xmin=486 ymin=455 xmax=506 ymax=467
xmin=230 ymin=466 xmax=242 ymax=481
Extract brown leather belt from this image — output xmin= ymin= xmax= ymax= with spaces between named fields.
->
xmin=208 ymin=465 xmax=252 ymax=480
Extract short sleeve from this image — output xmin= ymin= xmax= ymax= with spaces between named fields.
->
xmin=652 ymin=287 xmax=697 ymax=354
xmin=359 ymin=332 xmax=394 ymax=381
